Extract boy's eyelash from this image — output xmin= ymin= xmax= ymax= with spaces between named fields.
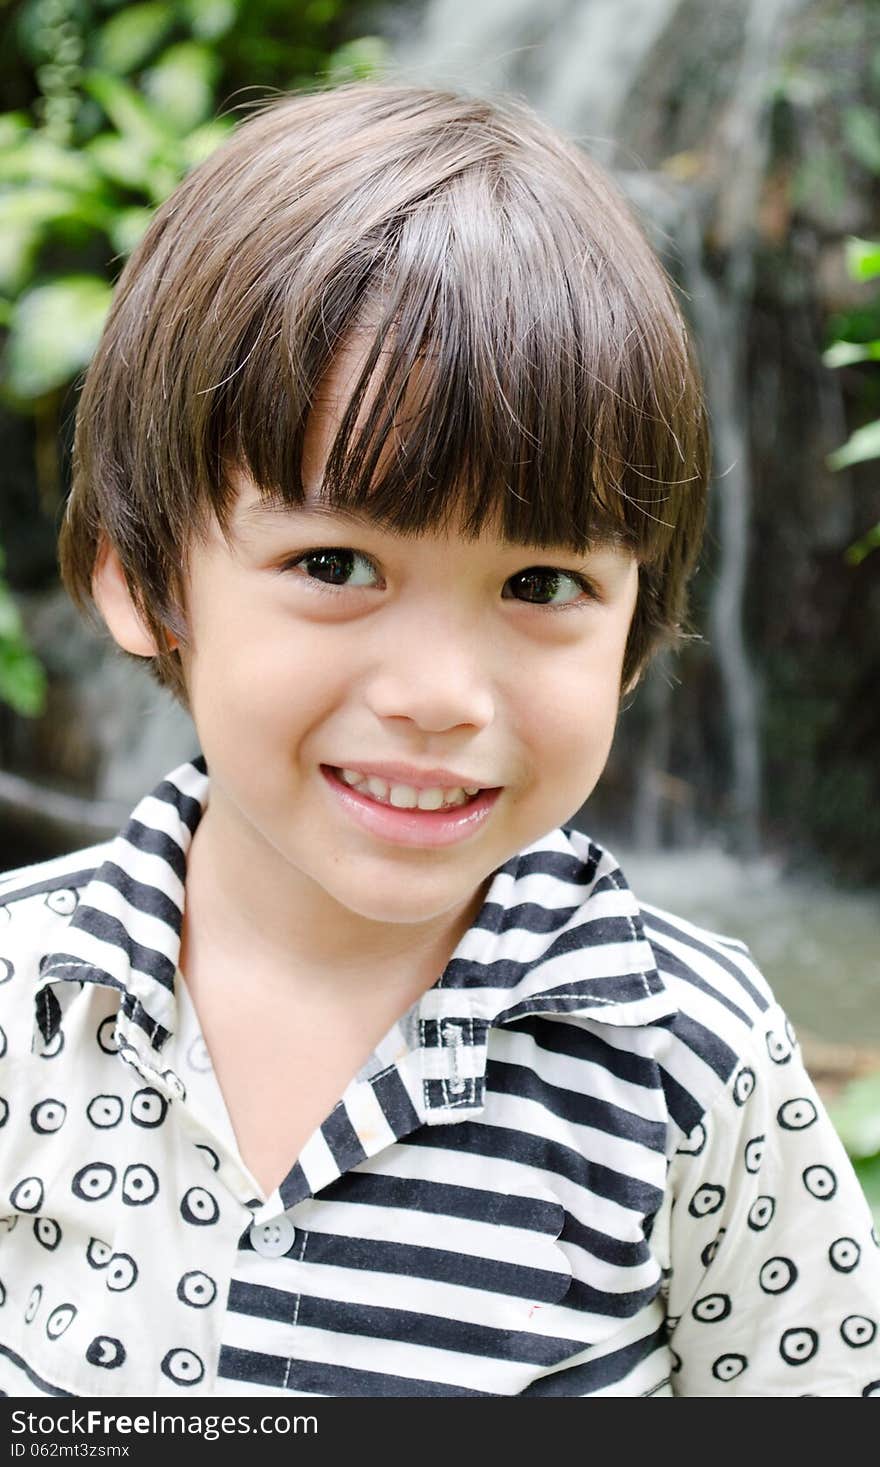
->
xmin=277 ymin=548 xmax=601 ymax=608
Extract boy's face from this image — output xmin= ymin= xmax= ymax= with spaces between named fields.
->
xmin=106 ymin=341 xmax=640 ymax=938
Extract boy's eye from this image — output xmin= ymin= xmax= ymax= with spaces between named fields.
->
xmin=281 ymin=549 xmax=594 ymax=608
xmin=284 ymin=548 xmax=379 ymax=588
xmin=504 ymin=567 xmax=593 ymax=607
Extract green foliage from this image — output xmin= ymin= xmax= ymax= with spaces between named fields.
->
xmin=825 ymin=234 xmax=880 ymax=562
xmin=0 ymin=0 xmax=386 ymax=416
xmin=829 ymin=1073 xmax=880 ymax=1222
xmin=0 ymin=547 xmax=46 ymax=717
xmin=5 ymin=272 xmax=112 ymax=397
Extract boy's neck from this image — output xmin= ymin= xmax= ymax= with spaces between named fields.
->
xmin=177 ymin=795 xmax=489 ymax=1009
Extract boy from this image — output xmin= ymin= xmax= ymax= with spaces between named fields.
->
xmin=1 ymin=82 xmax=878 ymax=1399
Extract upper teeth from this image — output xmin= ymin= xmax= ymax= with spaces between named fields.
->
xmin=339 ymin=769 xmax=480 ymax=810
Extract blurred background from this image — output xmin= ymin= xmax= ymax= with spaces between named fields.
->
xmin=0 ymin=0 xmax=878 ymax=1193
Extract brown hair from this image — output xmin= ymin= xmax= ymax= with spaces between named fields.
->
xmin=59 ymin=81 xmax=709 ymax=705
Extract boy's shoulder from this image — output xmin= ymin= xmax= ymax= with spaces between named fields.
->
xmin=0 ymin=841 xmax=111 ymax=915
xmin=0 ymin=841 xmax=112 ymax=972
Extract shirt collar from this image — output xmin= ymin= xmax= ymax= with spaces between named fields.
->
xmin=35 ymin=756 xmax=674 ymax=1067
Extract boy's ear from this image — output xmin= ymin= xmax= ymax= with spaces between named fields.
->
xmin=91 ymin=538 xmax=178 ymax=656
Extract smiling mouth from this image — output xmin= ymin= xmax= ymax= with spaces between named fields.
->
xmin=327 ymin=766 xmax=484 ymax=812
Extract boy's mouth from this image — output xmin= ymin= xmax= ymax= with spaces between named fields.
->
xmin=326 ymin=766 xmax=484 ymax=812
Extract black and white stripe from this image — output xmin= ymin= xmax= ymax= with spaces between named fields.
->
xmin=0 ymin=757 xmax=782 ymax=1397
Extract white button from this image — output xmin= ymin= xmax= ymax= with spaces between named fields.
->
xmin=249 ymin=1216 xmax=296 ymax=1257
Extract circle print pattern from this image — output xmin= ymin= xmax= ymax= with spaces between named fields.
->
xmin=161 ymin=1348 xmax=205 ymax=1387
xmin=780 ymin=1328 xmax=818 ymax=1366
xmin=0 ymin=957 xmax=13 ymax=983
xmin=744 ymin=1136 xmax=765 ymax=1173
xmin=747 ymin=1195 xmax=775 ymax=1231
xmin=122 ymin=1164 xmax=159 ymax=1206
xmin=34 ymin=1218 xmax=61 ymax=1251
xmin=130 ymin=1088 xmax=167 ymax=1129
xmin=39 ymin=1029 xmax=64 ymax=1059
xmin=803 ymin=1165 xmax=837 ymax=1201
xmin=692 ymin=1293 xmax=732 ymax=1323
xmin=777 ymin=1098 xmax=817 ymax=1131
xmin=0 ymin=1024 xmax=6 ymax=1060
xmin=196 ymin=1143 xmax=220 ymax=1172
xmin=86 ymin=1336 xmax=125 ymax=1370
xmin=45 ymin=889 xmax=77 ymax=916
xmin=863 ymin=1382 xmax=880 ymax=1397
xmin=766 ymin=1028 xmax=793 ymax=1064
xmin=701 ymin=1229 xmax=726 ymax=1269
xmin=24 ymin=1285 xmax=42 ymax=1324
xmin=676 ymin=1122 xmax=706 ymax=1157
xmin=30 ymin=1099 xmax=67 ymax=1134
xmin=829 ymin=1237 xmax=861 ymax=1273
xmin=688 ymin=1184 xmax=725 ymax=1218
xmin=86 ymin=1095 xmax=123 ymax=1129
xmin=177 ymin=1271 xmax=217 ymax=1309
xmin=46 ymin=1303 xmax=76 ymax=1339
xmin=95 ymin=1017 xmax=118 ymax=1055
xmin=162 ymin=1069 xmax=186 ymax=1103
xmin=840 ymin=1316 xmax=877 ymax=1349
xmin=11 ymin=1177 xmax=44 ymax=1213
xmin=0 ymin=1096 xmax=8 ymax=1127
xmin=733 ymin=1068 xmax=755 ymax=1106
xmin=712 ymin=1354 xmax=747 ymax=1382
xmin=180 ymin=1187 xmax=219 ymax=1226
xmin=759 ymin=1257 xmax=798 ymax=1294
xmin=71 ymin=1163 xmax=116 ymax=1201
xmin=86 ymin=1238 xmax=111 ymax=1270
xmin=186 ymin=1036 xmax=213 ymax=1073
xmin=106 ymin=1253 xmax=138 ymax=1292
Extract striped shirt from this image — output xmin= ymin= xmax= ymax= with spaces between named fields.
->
xmin=0 ymin=756 xmax=878 ymax=1397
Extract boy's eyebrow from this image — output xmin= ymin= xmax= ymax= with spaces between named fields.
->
xmin=236 ymin=496 xmax=382 ymax=532
xmin=234 ymin=493 xmax=633 ymax=560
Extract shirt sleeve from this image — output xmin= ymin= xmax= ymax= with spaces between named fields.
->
xmin=659 ymin=999 xmax=880 ymax=1397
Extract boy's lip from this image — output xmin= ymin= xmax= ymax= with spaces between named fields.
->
xmin=322 ymin=760 xmax=500 ymax=790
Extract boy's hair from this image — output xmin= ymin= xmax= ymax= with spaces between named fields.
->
xmin=59 ymin=81 xmax=709 ymax=706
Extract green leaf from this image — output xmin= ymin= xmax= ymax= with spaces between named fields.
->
xmin=827 ymin=419 xmax=880 ymax=470
xmin=0 ymin=639 xmax=47 ymax=718
xmin=845 ymin=236 xmax=880 ymax=283
xmin=0 ymin=113 xmax=31 ymax=149
xmin=179 ymin=116 xmax=233 ymax=169
xmin=0 ymin=185 xmax=111 ymax=234
xmin=82 ymin=70 xmax=174 ymax=153
xmin=853 ymin=1154 xmax=880 ymax=1224
xmin=325 ymin=35 xmax=388 ymax=83
xmin=95 ymin=2 xmax=174 ymax=75
xmin=0 ymin=577 xmax=22 ymax=641
xmin=843 ymin=105 xmax=880 ymax=174
xmin=3 ymin=274 xmax=113 ymax=399
xmin=0 ymin=219 xmax=39 ymax=296
xmin=85 ymin=131 xmax=154 ymax=193
xmin=0 ymin=135 xmax=101 ymax=191
xmin=829 ymin=1072 xmax=880 ymax=1159
xmin=108 ymin=204 xmax=153 ymax=255
xmin=142 ymin=42 xmax=218 ymax=133
xmin=823 ymin=339 xmax=880 ymax=368
xmin=179 ymin=0 xmax=239 ymax=41
xmin=845 ymin=521 xmax=880 ymax=566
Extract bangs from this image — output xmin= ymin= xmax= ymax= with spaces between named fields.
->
xmin=212 ymin=165 xmax=702 ymax=562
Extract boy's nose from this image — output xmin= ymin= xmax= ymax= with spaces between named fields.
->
xmin=364 ymin=622 xmax=496 ymax=734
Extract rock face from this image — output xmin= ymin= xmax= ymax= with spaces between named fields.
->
xmin=2 ymin=0 xmax=880 ymax=890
